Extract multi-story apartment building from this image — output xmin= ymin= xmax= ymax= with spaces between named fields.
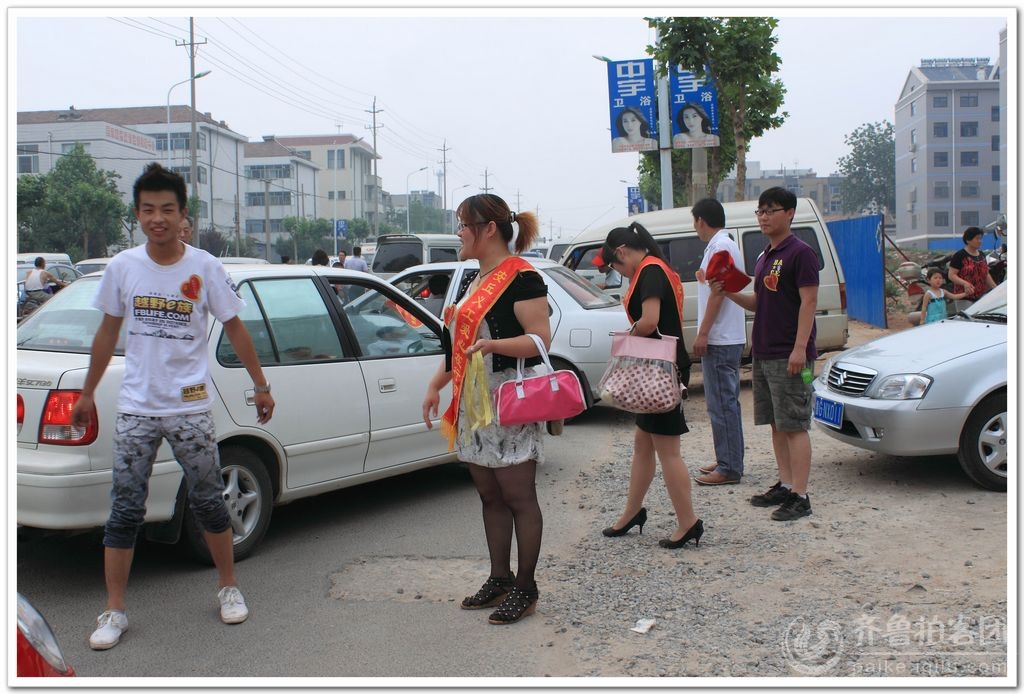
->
xmin=242 ymin=137 xmax=319 ymax=259
xmin=715 ymin=162 xmax=845 ymax=216
xmin=894 ymin=57 xmax=1002 ymax=248
xmin=17 ymin=105 xmax=248 ymax=246
xmin=270 ymin=134 xmax=380 ymax=232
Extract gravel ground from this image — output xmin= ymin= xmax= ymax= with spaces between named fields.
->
xmin=528 ymin=320 xmax=1008 ymax=679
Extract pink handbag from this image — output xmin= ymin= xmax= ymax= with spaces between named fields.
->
xmin=598 ymin=329 xmax=683 ymax=414
xmin=495 ymin=334 xmax=586 ymax=426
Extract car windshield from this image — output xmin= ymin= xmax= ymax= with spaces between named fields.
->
xmin=541 ymin=265 xmax=619 ymax=309
xmin=957 ymin=282 xmax=1007 ymax=323
xmin=371 ymin=241 xmax=422 ymax=274
xmin=16 ymin=276 xmax=128 ymax=353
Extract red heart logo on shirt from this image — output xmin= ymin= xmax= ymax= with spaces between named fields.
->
xmin=181 ymin=274 xmax=202 ymax=301
xmin=763 ymin=274 xmax=779 ymax=291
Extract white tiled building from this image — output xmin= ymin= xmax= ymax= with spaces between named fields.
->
xmin=894 ymin=56 xmax=1003 ymax=248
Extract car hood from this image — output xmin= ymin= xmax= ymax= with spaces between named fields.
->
xmin=834 ymin=320 xmax=1005 ymax=372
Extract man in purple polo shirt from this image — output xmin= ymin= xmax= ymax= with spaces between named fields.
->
xmin=712 ymin=187 xmax=818 ymax=521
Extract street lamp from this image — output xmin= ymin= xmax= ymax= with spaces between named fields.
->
xmin=450 ymin=183 xmax=471 ymax=233
xmin=165 ymin=70 xmax=211 ymax=169
xmin=406 ymin=166 xmax=428 ymax=234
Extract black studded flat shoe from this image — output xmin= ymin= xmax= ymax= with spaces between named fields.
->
xmin=487 ymin=585 xmax=539 ymax=625
xmin=460 ymin=574 xmax=515 ymax=610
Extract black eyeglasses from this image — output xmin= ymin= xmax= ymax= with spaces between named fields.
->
xmin=754 ymin=207 xmax=786 ymax=218
xmin=457 ymin=221 xmax=487 ymax=231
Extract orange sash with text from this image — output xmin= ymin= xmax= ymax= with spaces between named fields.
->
xmin=441 ymin=255 xmax=533 ymax=450
xmin=623 ymin=255 xmax=684 ymax=325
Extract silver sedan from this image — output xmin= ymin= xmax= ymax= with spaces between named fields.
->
xmin=811 ymin=282 xmax=1007 ymax=491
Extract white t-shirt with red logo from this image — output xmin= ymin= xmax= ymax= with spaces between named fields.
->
xmin=93 ymin=244 xmax=245 ymax=416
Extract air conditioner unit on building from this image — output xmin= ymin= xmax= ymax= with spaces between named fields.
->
xmin=908 ymin=142 xmax=917 ymax=152
xmin=906 ymin=203 xmax=915 ymax=212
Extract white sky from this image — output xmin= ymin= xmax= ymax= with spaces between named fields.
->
xmin=10 ymin=6 xmax=1012 ymax=242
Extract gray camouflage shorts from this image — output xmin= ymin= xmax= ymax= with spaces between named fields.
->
xmin=103 ymin=412 xmax=229 ymax=549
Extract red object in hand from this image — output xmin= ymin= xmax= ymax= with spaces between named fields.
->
xmin=706 ymin=250 xmax=751 ymax=292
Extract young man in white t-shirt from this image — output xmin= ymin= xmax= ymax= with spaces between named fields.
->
xmin=692 ymin=198 xmax=747 ymax=485
xmin=71 ymin=163 xmax=276 ymax=650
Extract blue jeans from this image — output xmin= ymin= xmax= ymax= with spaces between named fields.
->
xmin=701 ymin=343 xmax=745 ymax=479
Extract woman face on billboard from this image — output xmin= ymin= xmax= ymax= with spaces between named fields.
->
xmin=677 ymin=103 xmax=712 ymax=137
xmin=616 ymin=108 xmax=650 ymax=141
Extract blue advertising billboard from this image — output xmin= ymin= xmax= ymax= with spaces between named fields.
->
xmin=627 ymin=186 xmax=645 ymax=216
xmin=670 ymin=66 xmax=720 ymax=149
xmin=606 ymin=59 xmax=658 ymax=154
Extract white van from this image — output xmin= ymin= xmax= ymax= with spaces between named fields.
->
xmin=370 ymin=233 xmax=462 ymax=279
xmin=560 ymin=198 xmax=848 ymax=357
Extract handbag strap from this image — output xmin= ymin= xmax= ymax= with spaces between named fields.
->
xmin=516 ymin=334 xmax=553 ymax=381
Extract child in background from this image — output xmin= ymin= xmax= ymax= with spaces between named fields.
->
xmin=921 ymin=268 xmax=968 ymax=324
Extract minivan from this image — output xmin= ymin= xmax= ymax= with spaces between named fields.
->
xmin=561 ymin=198 xmax=848 ymax=358
xmin=370 ymin=233 xmax=462 ymax=279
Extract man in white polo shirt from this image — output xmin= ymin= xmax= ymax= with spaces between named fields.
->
xmin=691 ymin=198 xmax=747 ymax=485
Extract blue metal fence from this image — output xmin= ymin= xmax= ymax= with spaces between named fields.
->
xmin=827 ymin=215 xmax=886 ymax=328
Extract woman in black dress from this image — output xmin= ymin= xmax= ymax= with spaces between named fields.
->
xmin=597 ymin=222 xmax=704 ymax=549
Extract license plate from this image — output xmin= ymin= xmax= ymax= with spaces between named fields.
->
xmin=813 ymin=395 xmax=844 ymax=429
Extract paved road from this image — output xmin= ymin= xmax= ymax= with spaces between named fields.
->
xmin=15 ymin=405 xmax=627 ymax=679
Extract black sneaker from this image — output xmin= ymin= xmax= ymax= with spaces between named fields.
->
xmin=771 ymin=492 xmax=812 ymax=521
xmin=749 ymin=481 xmax=790 ymax=507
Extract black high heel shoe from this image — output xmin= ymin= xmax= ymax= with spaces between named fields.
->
xmin=602 ymin=507 xmax=647 ymax=537
xmin=658 ymin=519 xmax=704 ymax=549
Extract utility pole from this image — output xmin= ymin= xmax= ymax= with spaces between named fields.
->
xmin=174 ymin=18 xmax=205 ymax=236
xmin=263 ymin=179 xmax=272 ymax=262
xmin=481 ymin=168 xmax=492 ymax=194
xmin=438 ymin=139 xmax=450 ymax=233
xmin=364 ymin=98 xmax=383 ymax=237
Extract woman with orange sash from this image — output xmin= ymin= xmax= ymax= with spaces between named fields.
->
xmin=597 ymin=222 xmax=705 ymax=549
xmin=421 ymin=194 xmax=550 ymax=625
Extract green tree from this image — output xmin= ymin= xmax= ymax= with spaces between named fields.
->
xmin=407 ymin=201 xmax=446 ymax=234
xmin=648 ymin=16 xmax=788 ymax=202
xmin=17 ymin=144 xmax=125 ymax=260
xmin=837 ymin=120 xmax=895 ymax=216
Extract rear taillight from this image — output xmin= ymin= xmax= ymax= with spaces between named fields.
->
xmin=39 ymin=391 xmax=98 ymax=445
xmin=17 ymin=394 xmax=25 ymax=435
xmin=839 ymin=282 xmax=847 ymax=310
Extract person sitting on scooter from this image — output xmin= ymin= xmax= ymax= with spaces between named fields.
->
xmin=23 ymin=256 xmax=67 ymax=310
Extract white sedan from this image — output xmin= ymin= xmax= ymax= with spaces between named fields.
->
xmin=811 ymin=282 xmax=1007 ymax=491
xmin=389 ymin=258 xmax=631 ymax=411
xmin=16 ymin=264 xmax=455 ymax=561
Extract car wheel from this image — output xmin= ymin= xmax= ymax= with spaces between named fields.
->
xmin=184 ymin=446 xmax=273 ymax=564
xmin=957 ymin=394 xmax=1007 ymax=492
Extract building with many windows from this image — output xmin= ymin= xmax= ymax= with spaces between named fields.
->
xmin=17 ymin=105 xmax=248 ymax=247
xmin=269 ymin=134 xmax=380 ymax=235
xmin=894 ymin=57 xmax=1002 ymax=248
xmin=242 ymin=137 xmax=319 ymax=259
xmin=715 ymin=162 xmax=845 ymax=217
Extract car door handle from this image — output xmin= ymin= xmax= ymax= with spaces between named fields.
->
xmin=378 ymin=378 xmax=397 ymax=393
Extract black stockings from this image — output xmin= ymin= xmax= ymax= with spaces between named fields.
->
xmin=468 ymin=460 xmax=542 ymax=589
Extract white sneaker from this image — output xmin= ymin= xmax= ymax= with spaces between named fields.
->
xmin=218 ymin=586 xmax=248 ymax=624
xmin=89 ymin=609 xmax=128 ymax=650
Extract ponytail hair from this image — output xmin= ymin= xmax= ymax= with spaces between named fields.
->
xmin=456 ymin=193 xmax=539 ymax=254
xmin=597 ymin=221 xmax=664 ymax=266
